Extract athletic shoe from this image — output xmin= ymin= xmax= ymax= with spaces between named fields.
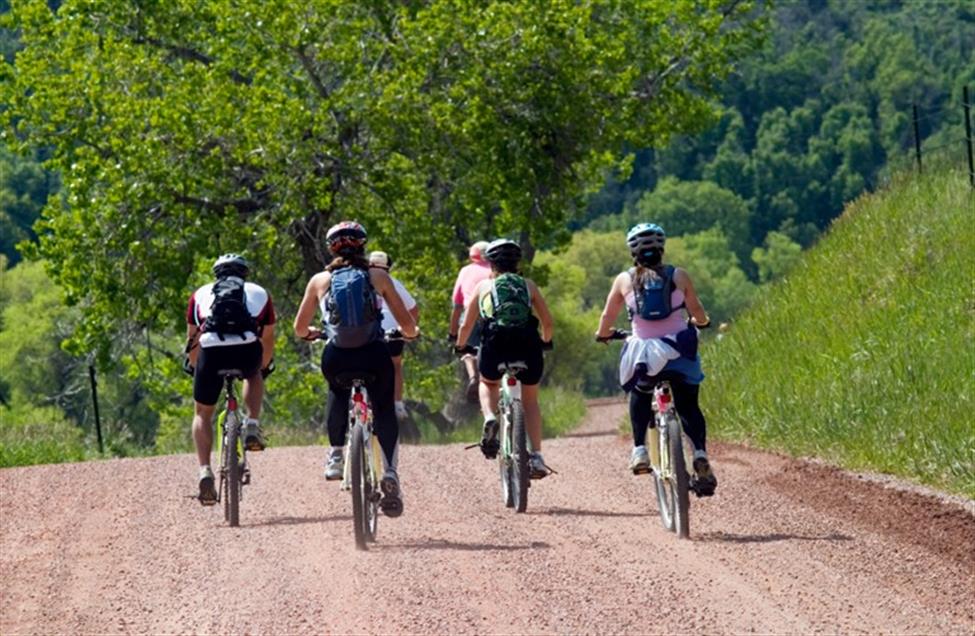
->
xmin=690 ymin=456 xmax=717 ymax=497
xmin=629 ymin=445 xmax=651 ymax=474
xmin=198 ymin=466 xmax=217 ymax=506
xmin=480 ymin=418 xmax=500 ymax=459
xmin=324 ymin=448 xmax=344 ymax=481
xmin=379 ymin=471 xmax=404 ymax=518
xmin=529 ymin=452 xmax=549 ymax=479
xmin=242 ymin=419 xmax=266 ymax=452
xmin=465 ymin=377 xmax=479 ymax=403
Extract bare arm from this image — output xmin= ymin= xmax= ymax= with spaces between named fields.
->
xmin=675 ymin=268 xmax=710 ymax=326
xmin=456 ymin=282 xmax=483 ymax=349
xmin=449 ymin=304 xmax=462 ymax=336
xmin=371 ymin=269 xmax=418 ymax=338
xmin=293 ymin=272 xmax=330 ymax=340
xmin=260 ymin=323 xmax=275 ymax=368
xmin=595 ymin=272 xmax=628 ymax=338
xmin=527 ymin=280 xmax=554 ymax=343
xmin=185 ymin=324 xmax=201 ymax=366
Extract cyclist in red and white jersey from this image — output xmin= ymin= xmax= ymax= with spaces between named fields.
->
xmin=184 ymin=254 xmax=276 ymax=504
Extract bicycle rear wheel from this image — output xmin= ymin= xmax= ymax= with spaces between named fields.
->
xmin=510 ymin=400 xmax=529 ymax=513
xmin=224 ymin=416 xmax=241 ymax=527
xmin=499 ymin=413 xmax=514 ymax=508
xmin=350 ymin=423 xmax=377 ymax=550
xmin=652 ymin=415 xmax=690 ymax=538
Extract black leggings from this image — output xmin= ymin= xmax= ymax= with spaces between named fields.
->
xmin=321 ymin=340 xmax=397 ymax=467
xmin=629 ymin=382 xmax=707 ymax=452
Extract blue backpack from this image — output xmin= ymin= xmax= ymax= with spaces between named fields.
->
xmin=325 ymin=267 xmax=382 ymax=348
xmin=628 ymin=265 xmax=683 ymax=321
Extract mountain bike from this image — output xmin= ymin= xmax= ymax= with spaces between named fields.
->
xmin=472 ymin=340 xmax=554 ymax=514
xmin=323 ymin=330 xmax=410 ymax=551
xmin=598 ymin=329 xmax=693 ymax=539
xmin=214 ymin=369 xmax=250 ymax=528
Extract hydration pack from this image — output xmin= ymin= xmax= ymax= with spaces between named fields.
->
xmin=629 ymin=265 xmax=682 ymax=321
xmin=326 ymin=266 xmax=381 ymax=348
xmin=486 ymin=273 xmax=533 ymax=328
xmin=203 ymin=277 xmax=258 ymax=339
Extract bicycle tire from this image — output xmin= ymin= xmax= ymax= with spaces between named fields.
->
xmin=668 ymin=416 xmax=690 ymax=538
xmin=652 ymin=415 xmax=690 ymax=538
xmin=510 ymin=400 xmax=529 ymax=513
xmin=350 ymin=423 xmax=370 ymax=550
xmin=365 ymin=435 xmax=380 ymax=543
xmin=224 ymin=416 xmax=241 ymax=528
xmin=499 ymin=410 xmax=514 ymax=508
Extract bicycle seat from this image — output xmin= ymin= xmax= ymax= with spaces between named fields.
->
xmin=334 ymin=371 xmax=376 ymax=388
xmin=634 ymin=370 xmax=685 ymax=393
xmin=497 ymin=360 xmax=528 ymax=375
xmin=217 ymin=368 xmax=245 ymax=379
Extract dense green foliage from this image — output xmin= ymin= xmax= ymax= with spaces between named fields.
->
xmin=588 ymin=0 xmax=975 ymax=254
xmin=0 ymin=0 xmax=766 ymax=463
xmin=703 ymin=168 xmax=975 ymax=497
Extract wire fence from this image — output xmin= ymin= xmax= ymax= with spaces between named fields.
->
xmin=902 ymin=86 xmax=975 ymax=188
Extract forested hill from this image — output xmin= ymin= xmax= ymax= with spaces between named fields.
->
xmin=586 ymin=0 xmax=974 ymax=260
xmin=3 ymin=1 xmax=974 ymax=266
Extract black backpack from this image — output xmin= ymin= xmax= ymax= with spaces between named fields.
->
xmin=203 ymin=277 xmax=258 ymax=339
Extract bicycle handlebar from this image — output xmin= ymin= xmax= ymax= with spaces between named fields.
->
xmin=595 ymin=329 xmax=630 ymax=344
xmin=302 ymin=328 xmax=419 ymax=344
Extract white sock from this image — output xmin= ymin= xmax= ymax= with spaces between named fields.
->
xmin=484 ymin=411 xmax=497 ymax=423
xmin=693 ymin=449 xmax=708 ymax=461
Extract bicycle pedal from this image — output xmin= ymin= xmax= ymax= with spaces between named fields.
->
xmin=242 ymin=470 xmax=251 ymax=485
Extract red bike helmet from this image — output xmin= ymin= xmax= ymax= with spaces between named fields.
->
xmin=326 ymin=221 xmax=368 ymax=255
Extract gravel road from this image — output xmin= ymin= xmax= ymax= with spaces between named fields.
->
xmin=2 ymin=401 xmax=973 ymax=634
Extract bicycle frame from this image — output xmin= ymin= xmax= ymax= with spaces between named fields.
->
xmin=340 ymin=382 xmax=383 ymax=492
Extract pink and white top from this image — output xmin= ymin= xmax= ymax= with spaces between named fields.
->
xmin=625 ymin=288 xmax=687 ymax=339
xmin=451 ymin=262 xmax=492 ymax=306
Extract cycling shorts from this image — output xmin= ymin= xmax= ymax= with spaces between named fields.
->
xmin=194 ymin=341 xmax=262 ymax=406
xmin=478 ymin=323 xmax=543 ymax=385
xmin=385 ymin=339 xmax=405 ymax=358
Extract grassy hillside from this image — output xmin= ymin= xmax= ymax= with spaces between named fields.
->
xmin=703 ymin=168 xmax=974 ymax=497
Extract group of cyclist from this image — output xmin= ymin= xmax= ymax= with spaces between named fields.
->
xmin=183 ymin=219 xmax=717 ymax=517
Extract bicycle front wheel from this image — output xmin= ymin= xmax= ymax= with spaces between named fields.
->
xmin=349 ymin=424 xmax=377 ymax=550
xmin=224 ymin=417 xmax=241 ymax=527
xmin=510 ymin=400 xmax=529 ymax=513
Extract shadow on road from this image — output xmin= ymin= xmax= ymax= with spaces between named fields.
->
xmin=532 ymin=506 xmax=647 ymax=518
xmin=562 ymin=429 xmax=620 ymax=439
xmin=375 ymin=539 xmax=551 ymax=552
xmin=244 ymin=514 xmax=353 ymax=528
xmin=696 ymin=531 xmax=853 ymax=544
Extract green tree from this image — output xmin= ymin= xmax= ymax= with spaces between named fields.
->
xmin=0 ymin=146 xmax=56 ymax=264
xmin=1 ymin=0 xmax=766 ymax=435
xmin=751 ymin=230 xmax=802 ymax=283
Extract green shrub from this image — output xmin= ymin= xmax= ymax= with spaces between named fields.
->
xmin=0 ymin=401 xmax=87 ymax=467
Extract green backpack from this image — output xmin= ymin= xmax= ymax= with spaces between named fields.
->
xmin=488 ymin=273 xmax=532 ymax=328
